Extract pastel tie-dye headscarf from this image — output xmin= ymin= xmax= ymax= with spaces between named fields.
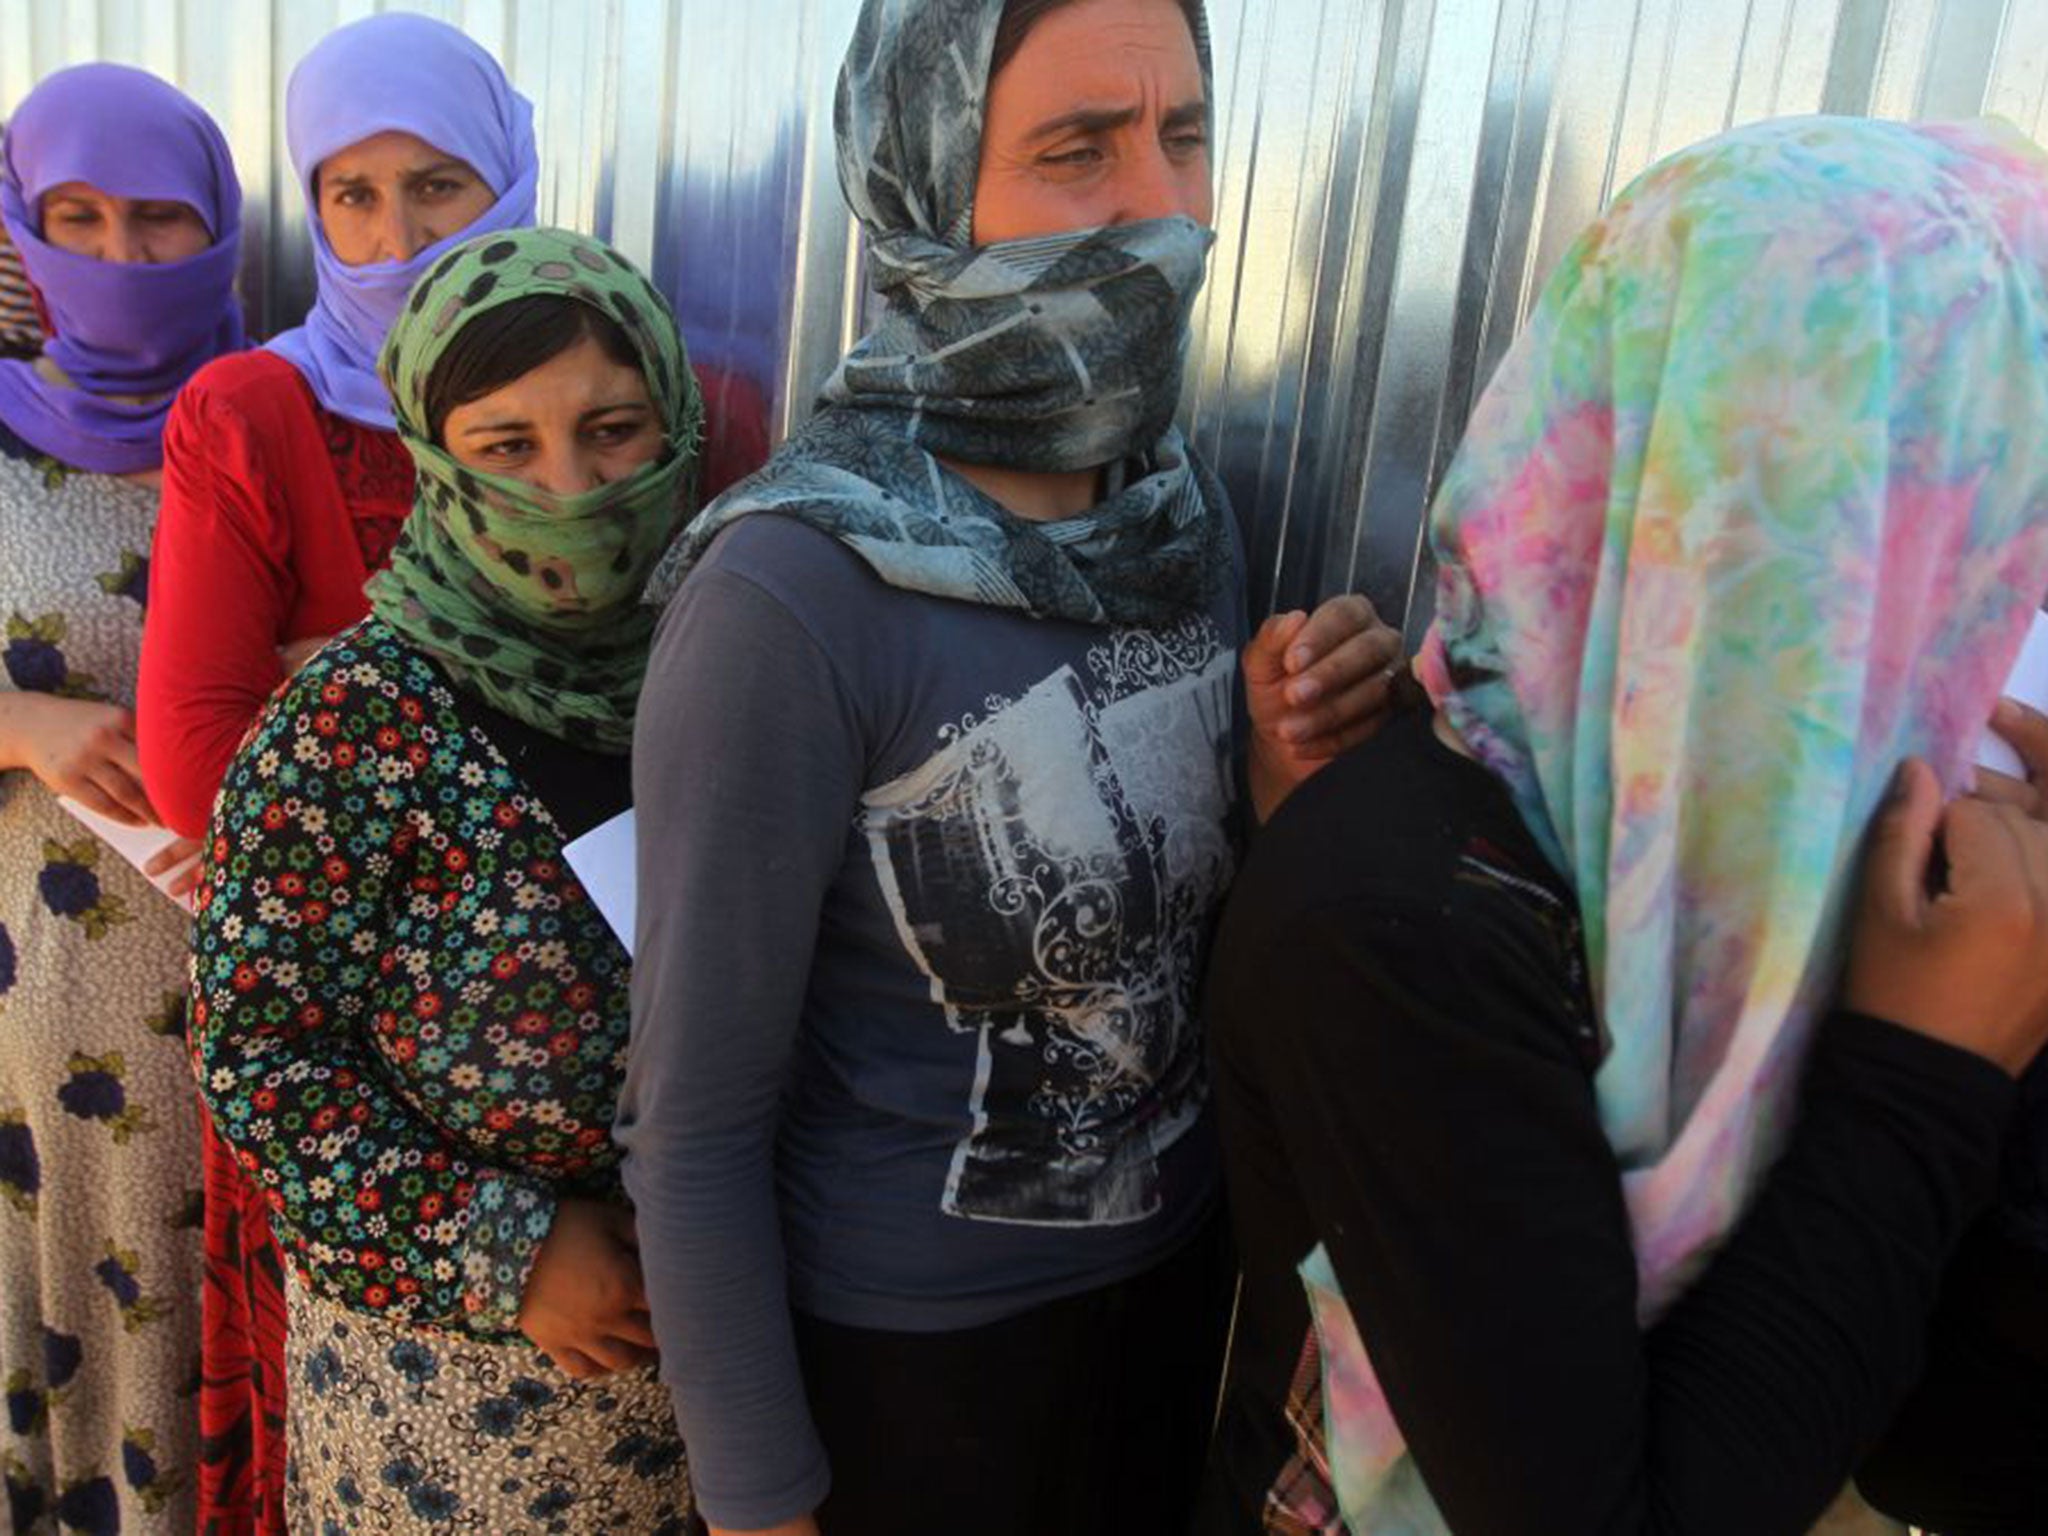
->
xmin=1320 ymin=115 xmax=2048 ymax=1531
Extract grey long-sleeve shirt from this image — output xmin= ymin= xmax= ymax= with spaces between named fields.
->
xmin=619 ymin=514 xmax=1244 ymax=1528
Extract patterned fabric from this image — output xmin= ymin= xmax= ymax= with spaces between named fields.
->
xmin=0 ymin=211 xmax=39 ymax=354
xmin=283 ymin=1277 xmax=691 ymax=1535
xmin=367 ymin=228 xmax=703 ymax=751
xmin=0 ymin=443 xmax=200 ymax=1532
xmin=197 ymin=1109 xmax=287 ymax=1536
xmin=191 ymin=616 xmax=639 ymax=1328
xmin=267 ymin=12 xmax=538 ymax=430
xmin=1283 ymin=117 xmax=2048 ymax=1534
xmin=193 ymin=612 xmax=691 ymax=1518
xmin=193 ymin=384 xmax=410 ymax=1536
xmin=645 ymin=0 xmax=1232 ymax=628
xmin=1263 ymin=1327 xmax=1342 ymax=1536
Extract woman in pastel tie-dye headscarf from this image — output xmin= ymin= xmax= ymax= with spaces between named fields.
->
xmin=1199 ymin=115 xmax=2048 ymax=1535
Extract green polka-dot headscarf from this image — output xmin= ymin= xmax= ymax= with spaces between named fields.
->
xmin=366 ymin=226 xmax=704 ymax=751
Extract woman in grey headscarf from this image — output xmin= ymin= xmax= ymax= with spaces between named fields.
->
xmin=623 ymin=3 xmax=1400 ymax=1534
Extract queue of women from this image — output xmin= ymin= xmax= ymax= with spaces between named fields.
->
xmin=2 ymin=1 xmax=2047 ymax=1533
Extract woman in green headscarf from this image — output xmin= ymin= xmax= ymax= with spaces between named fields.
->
xmin=188 ymin=227 xmax=704 ymax=1532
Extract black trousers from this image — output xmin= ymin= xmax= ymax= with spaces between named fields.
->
xmin=1857 ymin=1227 xmax=2048 ymax=1534
xmin=792 ymin=1211 xmax=1234 ymax=1536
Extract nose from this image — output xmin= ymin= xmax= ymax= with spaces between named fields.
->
xmin=1114 ymin=142 xmax=1203 ymax=227
xmin=371 ymin=199 xmax=429 ymax=264
xmin=529 ymin=440 xmax=602 ymax=499
xmin=100 ymin=214 xmax=147 ymax=265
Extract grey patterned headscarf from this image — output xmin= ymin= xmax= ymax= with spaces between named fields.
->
xmin=648 ymin=0 xmax=1232 ymax=627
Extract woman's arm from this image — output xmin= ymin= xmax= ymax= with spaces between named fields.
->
xmin=1233 ymin=903 xmax=2012 ymax=1536
xmin=189 ymin=653 xmax=558 ymax=1335
xmin=1224 ymin=770 xmax=2048 ymax=1535
xmin=620 ymin=562 xmax=866 ymax=1534
xmin=0 ymin=688 xmax=155 ymax=824
xmin=138 ymin=380 xmax=297 ymax=838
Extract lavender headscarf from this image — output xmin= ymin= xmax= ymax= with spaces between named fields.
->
xmin=266 ymin=12 xmax=538 ymax=430
xmin=0 ymin=64 xmax=244 ymax=473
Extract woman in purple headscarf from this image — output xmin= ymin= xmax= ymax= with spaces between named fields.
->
xmin=132 ymin=16 xmax=538 ymax=1531
xmin=0 ymin=61 xmax=245 ymax=1534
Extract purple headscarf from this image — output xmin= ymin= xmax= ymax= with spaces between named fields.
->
xmin=266 ymin=13 xmax=538 ymax=430
xmin=0 ymin=64 xmax=244 ymax=473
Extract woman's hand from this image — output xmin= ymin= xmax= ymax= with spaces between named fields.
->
xmin=1973 ymin=697 xmax=2048 ymax=818
xmin=143 ymin=836 xmax=205 ymax=899
xmin=1244 ymin=593 xmax=1403 ymax=822
xmin=0 ymin=691 xmax=156 ymax=825
xmin=516 ymin=1198 xmax=660 ymax=1380
xmin=707 ymin=1522 xmax=822 ymax=1536
xmin=277 ymin=633 xmax=333 ymax=675
xmin=1847 ymin=757 xmax=2048 ymax=1075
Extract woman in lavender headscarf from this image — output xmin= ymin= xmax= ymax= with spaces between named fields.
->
xmin=0 ymin=61 xmax=245 ymax=1533
xmin=132 ymin=16 xmax=538 ymax=1530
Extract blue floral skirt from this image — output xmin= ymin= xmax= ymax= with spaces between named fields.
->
xmin=283 ymin=1276 xmax=693 ymax=1533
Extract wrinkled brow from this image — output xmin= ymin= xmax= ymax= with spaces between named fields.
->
xmin=1023 ymin=96 xmax=1209 ymax=142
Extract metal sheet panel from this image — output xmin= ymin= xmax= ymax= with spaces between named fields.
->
xmin=4 ymin=0 xmax=2040 ymax=625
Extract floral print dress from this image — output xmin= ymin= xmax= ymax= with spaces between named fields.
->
xmin=189 ymin=617 xmax=691 ymax=1534
xmin=0 ymin=437 xmax=200 ymax=1533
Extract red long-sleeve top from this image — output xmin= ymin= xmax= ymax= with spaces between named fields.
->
xmin=138 ymin=349 xmax=412 ymax=837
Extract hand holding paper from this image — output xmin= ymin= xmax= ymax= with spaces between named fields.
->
xmin=56 ymin=795 xmax=199 ymax=913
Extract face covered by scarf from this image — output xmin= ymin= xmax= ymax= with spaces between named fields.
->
xmin=1287 ymin=116 xmax=2048 ymax=1534
xmin=0 ymin=64 xmax=245 ymax=472
xmin=365 ymin=228 xmax=704 ymax=752
xmin=266 ymin=12 xmax=539 ymax=431
xmin=647 ymin=0 xmax=1232 ymax=628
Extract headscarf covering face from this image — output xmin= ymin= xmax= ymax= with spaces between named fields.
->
xmin=1296 ymin=115 xmax=2048 ymax=1533
xmin=266 ymin=12 xmax=539 ymax=431
xmin=366 ymin=228 xmax=704 ymax=753
xmin=0 ymin=64 xmax=244 ymax=472
xmin=647 ymin=0 xmax=1232 ymax=628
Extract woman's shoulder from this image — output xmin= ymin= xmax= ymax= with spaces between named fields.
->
xmin=260 ymin=618 xmax=447 ymax=737
xmin=1221 ymin=710 xmax=1587 ymax=1014
xmin=1211 ymin=716 xmax=1601 ymax=1089
xmin=170 ymin=349 xmax=328 ymax=458
xmin=691 ymin=510 xmax=877 ymax=588
xmin=670 ymin=512 xmax=897 ymax=649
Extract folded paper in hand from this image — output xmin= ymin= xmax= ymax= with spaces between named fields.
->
xmin=55 ymin=796 xmax=197 ymax=914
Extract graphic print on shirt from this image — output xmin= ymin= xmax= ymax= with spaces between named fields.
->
xmin=863 ymin=615 xmax=1235 ymax=1226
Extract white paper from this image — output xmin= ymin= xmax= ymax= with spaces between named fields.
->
xmin=1977 ymin=611 xmax=2048 ymax=779
xmin=563 ymin=808 xmax=637 ymax=956
xmin=55 ymin=796 xmax=198 ymax=914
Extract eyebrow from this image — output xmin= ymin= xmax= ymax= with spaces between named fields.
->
xmin=1023 ymin=97 xmax=1209 ymax=143
xmin=403 ymin=160 xmax=477 ymax=187
xmin=457 ymin=400 xmax=651 ymax=437
xmin=324 ymin=159 xmax=474 ymax=192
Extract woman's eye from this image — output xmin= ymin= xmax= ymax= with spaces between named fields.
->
xmin=1040 ymin=145 xmax=1104 ymax=168
xmin=54 ymin=209 xmax=100 ymax=225
xmin=591 ymin=422 xmax=640 ymax=446
xmin=480 ymin=438 xmax=531 ymax=459
xmin=331 ymin=187 xmax=370 ymax=210
xmin=1167 ymin=131 xmax=1209 ymax=155
xmin=421 ymin=179 xmax=469 ymax=200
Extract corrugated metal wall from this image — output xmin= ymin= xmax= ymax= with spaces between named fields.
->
xmin=4 ymin=0 xmax=2042 ymax=628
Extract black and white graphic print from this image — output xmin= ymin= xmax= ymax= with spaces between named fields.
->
xmin=863 ymin=616 xmax=1235 ymax=1226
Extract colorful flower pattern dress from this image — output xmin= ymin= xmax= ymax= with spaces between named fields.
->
xmin=0 ymin=433 xmax=200 ymax=1533
xmin=189 ymin=616 xmax=691 ymax=1533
